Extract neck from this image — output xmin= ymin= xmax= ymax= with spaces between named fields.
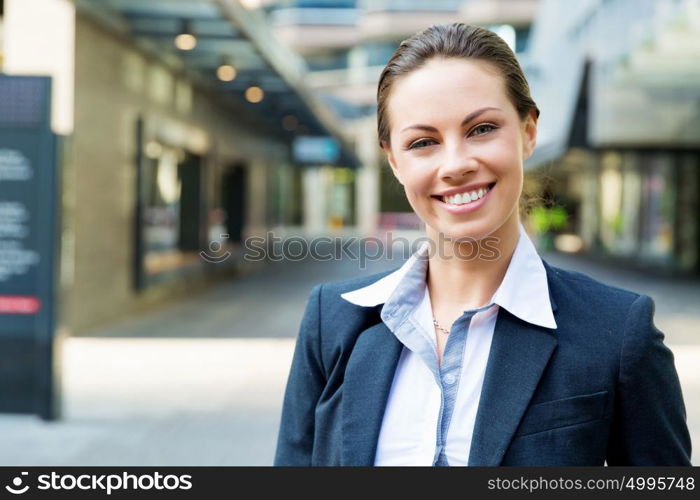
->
xmin=426 ymin=214 xmax=521 ymax=312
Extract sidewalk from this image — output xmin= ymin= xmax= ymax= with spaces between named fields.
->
xmin=0 ymin=338 xmax=293 ymax=466
xmin=0 ymin=248 xmax=697 ymax=465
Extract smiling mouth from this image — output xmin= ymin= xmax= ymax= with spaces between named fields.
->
xmin=432 ymin=182 xmax=496 ymax=206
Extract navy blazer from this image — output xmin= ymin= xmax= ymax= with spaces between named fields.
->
xmin=274 ymin=259 xmax=692 ymax=466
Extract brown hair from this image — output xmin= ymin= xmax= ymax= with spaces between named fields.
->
xmin=377 ymin=23 xmax=539 ymax=147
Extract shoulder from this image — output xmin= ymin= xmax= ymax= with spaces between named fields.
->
xmin=542 ymin=259 xmax=644 ymax=313
xmin=541 ymin=259 xmax=660 ymax=344
xmin=298 ymin=268 xmax=397 ymax=351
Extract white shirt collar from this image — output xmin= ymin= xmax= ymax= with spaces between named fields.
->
xmin=340 ymin=223 xmax=557 ymax=329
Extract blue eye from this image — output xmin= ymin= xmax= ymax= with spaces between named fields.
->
xmin=405 ymin=124 xmax=496 ymax=150
xmin=406 ymin=139 xmax=435 ymax=149
xmin=471 ymin=124 xmax=497 ymax=136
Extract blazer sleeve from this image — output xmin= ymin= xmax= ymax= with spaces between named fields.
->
xmin=274 ymin=284 xmax=326 ymax=466
xmin=606 ymin=294 xmax=692 ymax=465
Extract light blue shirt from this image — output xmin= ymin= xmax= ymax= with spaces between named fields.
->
xmin=341 ymin=223 xmax=556 ymax=465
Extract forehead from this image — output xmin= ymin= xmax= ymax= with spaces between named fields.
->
xmin=386 ymin=57 xmax=511 ymax=128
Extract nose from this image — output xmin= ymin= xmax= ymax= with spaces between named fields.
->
xmin=438 ymin=140 xmax=479 ymax=180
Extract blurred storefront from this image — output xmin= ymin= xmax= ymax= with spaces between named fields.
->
xmin=535 ymin=147 xmax=699 ymax=274
xmin=523 ymin=0 xmax=700 ymax=274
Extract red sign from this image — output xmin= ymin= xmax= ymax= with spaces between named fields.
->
xmin=0 ymin=295 xmax=41 ymax=314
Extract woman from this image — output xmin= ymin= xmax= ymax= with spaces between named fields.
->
xmin=274 ymin=23 xmax=692 ymax=466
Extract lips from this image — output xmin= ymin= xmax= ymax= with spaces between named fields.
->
xmin=430 ymin=181 xmax=496 ymax=215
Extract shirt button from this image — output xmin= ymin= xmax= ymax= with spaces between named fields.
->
xmin=443 ymin=373 xmax=456 ymax=385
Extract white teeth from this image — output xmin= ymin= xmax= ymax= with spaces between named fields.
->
xmin=442 ymin=185 xmax=492 ymax=206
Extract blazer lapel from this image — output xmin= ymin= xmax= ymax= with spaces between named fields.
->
xmin=341 ymin=319 xmax=403 ymax=466
xmin=468 ymin=306 xmax=558 ymax=466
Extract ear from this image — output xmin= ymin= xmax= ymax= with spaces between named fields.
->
xmin=521 ymin=109 xmax=538 ymax=160
xmin=381 ymin=140 xmax=403 ymax=185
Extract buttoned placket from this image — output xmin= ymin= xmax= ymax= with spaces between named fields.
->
xmin=378 ymin=250 xmax=504 ymax=467
xmin=431 ymin=302 xmax=495 ymax=466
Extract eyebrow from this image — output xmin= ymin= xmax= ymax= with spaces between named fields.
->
xmin=399 ymin=106 xmax=502 ymax=133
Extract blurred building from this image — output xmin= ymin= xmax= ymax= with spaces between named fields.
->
xmin=0 ymin=0 xmax=357 ymax=333
xmin=524 ymin=0 xmax=700 ymax=274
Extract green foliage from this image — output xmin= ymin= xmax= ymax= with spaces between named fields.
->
xmin=529 ymin=205 xmax=568 ymax=234
xmin=611 ymin=213 xmax=624 ymax=235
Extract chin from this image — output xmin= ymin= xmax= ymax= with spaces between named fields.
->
xmin=429 ymin=219 xmax=497 ymax=243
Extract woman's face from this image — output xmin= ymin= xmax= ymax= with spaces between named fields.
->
xmin=383 ymin=57 xmax=537 ymax=243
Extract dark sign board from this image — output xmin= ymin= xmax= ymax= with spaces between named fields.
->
xmin=0 ymin=75 xmax=60 ymax=420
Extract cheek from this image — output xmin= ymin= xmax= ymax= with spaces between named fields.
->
xmin=396 ymin=159 xmax=435 ymax=194
xmin=479 ymin=135 xmax=524 ymax=202
xmin=482 ymin=134 xmax=522 ymax=172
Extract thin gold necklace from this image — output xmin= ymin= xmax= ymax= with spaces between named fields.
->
xmin=432 ymin=317 xmax=451 ymax=335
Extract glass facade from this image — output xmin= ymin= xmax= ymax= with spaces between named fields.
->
xmin=639 ymin=153 xmax=676 ymax=265
xmin=676 ymin=153 xmax=700 ymax=272
xmin=140 ymin=144 xmax=204 ymax=281
xmin=550 ymin=148 xmax=700 ymax=273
